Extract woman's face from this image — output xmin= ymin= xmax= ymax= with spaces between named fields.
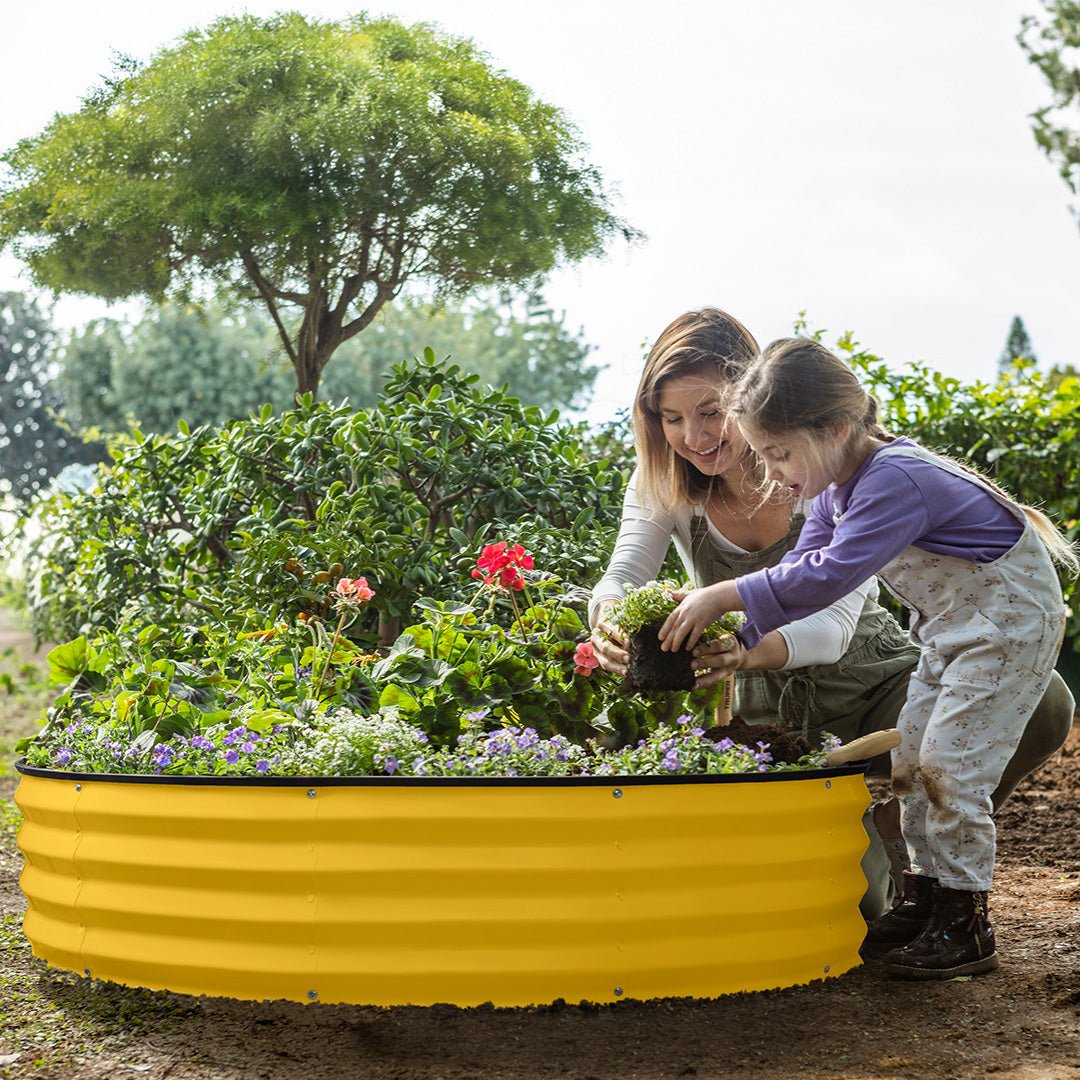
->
xmin=656 ymin=374 xmax=746 ymax=477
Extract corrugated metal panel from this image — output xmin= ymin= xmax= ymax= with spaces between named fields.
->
xmin=15 ymin=771 xmax=869 ymax=1006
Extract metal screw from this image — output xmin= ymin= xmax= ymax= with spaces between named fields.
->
xmin=307 ymin=989 xmax=318 ymax=1000
xmin=306 ymin=789 xmax=317 ymax=799
xmin=612 ymin=788 xmax=623 ymax=799
xmin=825 ymin=780 xmax=832 ymax=789
xmin=613 ymin=986 xmax=624 ymax=997
xmin=75 ymin=784 xmax=82 ymax=792
xmin=824 ymin=965 xmax=831 ymax=974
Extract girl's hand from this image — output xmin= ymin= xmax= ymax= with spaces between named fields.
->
xmin=690 ymin=634 xmax=743 ymax=688
xmin=659 ymin=586 xmax=733 ymax=653
xmin=590 ymin=600 xmax=629 ymax=678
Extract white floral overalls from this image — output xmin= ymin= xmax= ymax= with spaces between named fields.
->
xmin=845 ymin=445 xmax=1067 ymax=891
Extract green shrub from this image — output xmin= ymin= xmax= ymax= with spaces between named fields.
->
xmin=18 ymin=353 xmax=628 ymax=644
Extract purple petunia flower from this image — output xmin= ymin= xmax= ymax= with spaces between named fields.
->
xmin=224 ymin=749 xmax=240 ymax=765
xmin=241 ymin=741 xmax=257 ymax=753
xmin=190 ymin=735 xmax=214 ymax=751
xmin=152 ymin=744 xmax=176 ymax=768
xmin=255 ymin=760 xmax=269 ymax=774
xmin=383 ymin=756 xmax=399 ymax=775
xmin=57 ymin=748 xmax=73 ymax=766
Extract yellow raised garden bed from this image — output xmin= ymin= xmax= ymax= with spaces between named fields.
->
xmin=14 ymin=764 xmax=869 ymax=1006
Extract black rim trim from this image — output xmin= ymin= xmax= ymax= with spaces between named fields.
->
xmin=14 ymin=759 xmax=867 ymax=788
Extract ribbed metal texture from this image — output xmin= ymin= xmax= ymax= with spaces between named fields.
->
xmin=15 ymin=771 xmax=869 ymax=1006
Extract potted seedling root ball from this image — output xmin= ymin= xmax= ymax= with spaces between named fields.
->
xmin=611 ymin=581 xmax=745 ymax=693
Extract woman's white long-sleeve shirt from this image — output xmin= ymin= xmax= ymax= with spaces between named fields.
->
xmin=589 ymin=470 xmax=877 ymax=670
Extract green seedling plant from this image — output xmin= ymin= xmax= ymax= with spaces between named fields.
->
xmin=610 ymin=580 xmax=745 ymax=641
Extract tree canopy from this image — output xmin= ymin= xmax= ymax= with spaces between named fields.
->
xmin=0 ymin=12 xmax=635 ymax=398
xmin=1018 ymin=2 xmax=1080 ymax=225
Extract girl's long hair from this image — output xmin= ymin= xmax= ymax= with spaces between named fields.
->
xmin=633 ymin=308 xmax=760 ymax=512
xmin=736 ymin=338 xmax=1079 ymax=574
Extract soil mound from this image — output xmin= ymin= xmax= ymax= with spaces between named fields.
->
xmin=702 ymin=716 xmax=811 ymax=765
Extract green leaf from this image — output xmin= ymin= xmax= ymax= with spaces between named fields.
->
xmin=46 ymin=637 xmax=89 ymax=686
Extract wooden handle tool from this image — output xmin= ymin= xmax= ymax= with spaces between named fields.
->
xmin=713 ymin=677 xmax=734 ymax=727
xmin=824 ymin=728 xmax=901 ymax=767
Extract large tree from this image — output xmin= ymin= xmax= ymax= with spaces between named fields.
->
xmin=0 ymin=13 xmax=634 ymax=398
xmin=0 ymin=292 xmax=103 ymax=504
xmin=1018 ymin=2 xmax=1080 ymax=225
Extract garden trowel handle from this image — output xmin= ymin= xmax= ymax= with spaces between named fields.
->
xmin=824 ymin=728 xmax=901 ymax=767
xmin=713 ymin=677 xmax=734 ymax=727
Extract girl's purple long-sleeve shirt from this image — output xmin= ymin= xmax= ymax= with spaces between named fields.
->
xmin=735 ymin=438 xmax=1023 ymax=648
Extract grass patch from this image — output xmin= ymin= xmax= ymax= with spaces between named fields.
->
xmin=0 ymin=628 xmax=54 ymax=778
xmin=0 ymin=798 xmax=21 ymax=844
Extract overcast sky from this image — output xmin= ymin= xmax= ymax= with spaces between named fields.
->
xmin=2 ymin=1 xmax=1078 ymax=421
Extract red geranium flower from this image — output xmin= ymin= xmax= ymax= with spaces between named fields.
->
xmin=573 ymin=640 xmax=600 ymax=676
xmin=472 ymin=542 xmax=534 ymax=592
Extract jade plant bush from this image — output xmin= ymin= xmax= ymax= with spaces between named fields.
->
xmin=14 ymin=354 xmax=628 ymax=646
xmin=18 ymin=543 xmax=835 ymax=778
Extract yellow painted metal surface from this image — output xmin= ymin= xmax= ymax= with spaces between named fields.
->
xmin=15 ymin=770 xmax=869 ymax=1006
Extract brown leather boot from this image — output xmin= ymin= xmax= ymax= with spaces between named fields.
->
xmin=884 ymin=885 xmax=998 ymax=979
xmin=860 ymin=871 xmax=936 ymax=957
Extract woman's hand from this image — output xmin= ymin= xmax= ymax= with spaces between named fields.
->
xmin=690 ymin=634 xmax=743 ymax=688
xmin=590 ymin=600 xmax=629 ymax=678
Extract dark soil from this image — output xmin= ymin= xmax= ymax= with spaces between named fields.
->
xmin=623 ymin=620 xmax=695 ymax=692
xmin=703 ymin=715 xmax=812 ymax=765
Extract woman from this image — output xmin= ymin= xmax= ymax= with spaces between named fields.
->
xmin=589 ymin=308 xmax=1074 ymax=921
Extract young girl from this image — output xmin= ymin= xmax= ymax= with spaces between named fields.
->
xmin=659 ymin=336 xmax=1076 ymax=979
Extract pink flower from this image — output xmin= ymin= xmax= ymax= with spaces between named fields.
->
xmin=471 ymin=541 xmax=534 ymax=592
xmin=334 ymin=576 xmax=375 ymax=606
xmin=573 ymin=640 xmax=600 ymax=676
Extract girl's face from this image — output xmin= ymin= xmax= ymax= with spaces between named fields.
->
xmin=739 ymin=422 xmax=838 ymax=500
xmin=657 ymin=375 xmax=746 ymax=476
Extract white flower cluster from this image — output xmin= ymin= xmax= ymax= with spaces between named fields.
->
xmin=290 ymin=707 xmax=429 ymax=776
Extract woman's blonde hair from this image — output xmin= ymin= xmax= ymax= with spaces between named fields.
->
xmin=736 ymin=338 xmax=1079 ymax=573
xmin=633 ymin=308 xmax=759 ymax=512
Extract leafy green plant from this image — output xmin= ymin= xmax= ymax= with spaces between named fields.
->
xmin=610 ymin=581 xmax=745 ymax=640
xmin=16 ymin=541 xmax=722 ymax=773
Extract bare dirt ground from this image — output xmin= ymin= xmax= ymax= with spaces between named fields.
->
xmin=0 ymin=603 xmax=1077 ymax=1080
